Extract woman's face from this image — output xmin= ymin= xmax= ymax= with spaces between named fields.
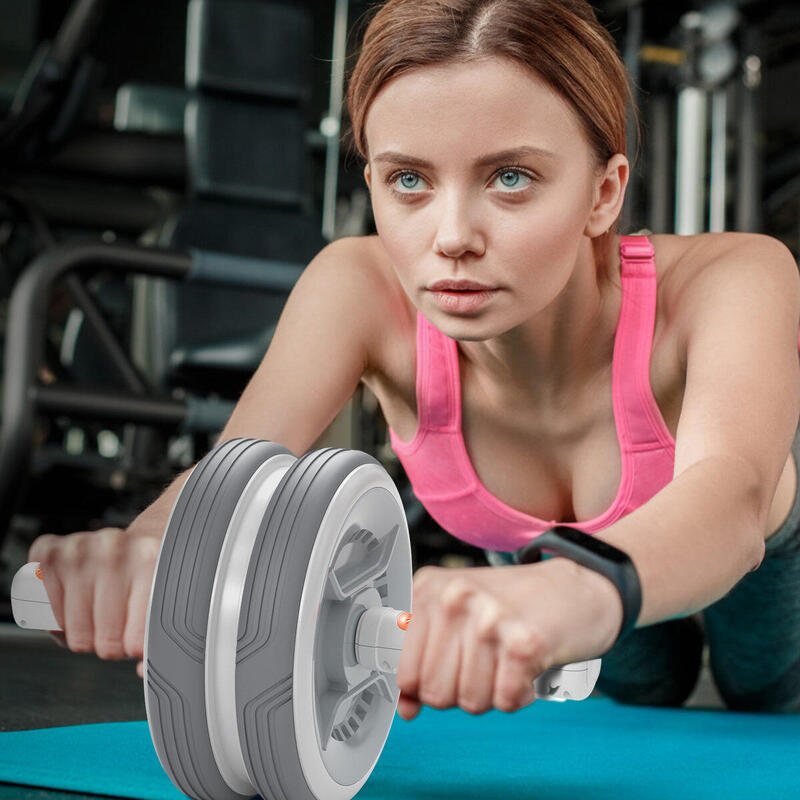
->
xmin=363 ymin=57 xmax=608 ymax=339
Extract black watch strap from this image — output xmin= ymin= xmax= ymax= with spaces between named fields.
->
xmin=514 ymin=525 xmax=642 ymax=648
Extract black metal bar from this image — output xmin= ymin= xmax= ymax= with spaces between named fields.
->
xmin=5 ymin=172 xmax=182 ymax=233
xmin=51 ymin=0 xmax=111 ymax=71
xmin=735 ymin=29 xmax=763 ymax=233
xmin=43 ymin=128 xmax=186 ymax=189
xmin=0 ymin=241 xmax=192 ymax=545
xmin=31 ymin=385 xmax=186 ymax=427
xmin=187 ymin=249 xmax=304 ymax=291
xmin=62 ymin=273 xmax=149 ymax=395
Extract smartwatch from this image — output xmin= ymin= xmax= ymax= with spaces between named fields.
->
xmin=514 ymin=525 xmax=642 ymax=648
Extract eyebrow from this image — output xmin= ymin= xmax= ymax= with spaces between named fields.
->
xmin=371 ymin=145 xmax=558 ymax=169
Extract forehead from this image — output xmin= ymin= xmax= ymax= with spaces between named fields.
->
xmin=364 ymin=57 xmax=588 ymax=161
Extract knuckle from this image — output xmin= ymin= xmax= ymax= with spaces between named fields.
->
xmin=28 ymin=533 xmax=59 ymax=563
xmin=132 ymin=535 xmax=160 ymax=565
xmin=123 ymin=620 xmax=145 ymax=660
xmin=397 ymin=678 xmax=414 ymax=696
xmin=95 ymin=529 xmax=126 ymax=566
xmin=496 ymin=694 xmax=518 ymax=712
xmin=440 ymin=578 xmax=474 ymax=616
xmin=132 ymin=546 xmax=160 ymax=579
xmin=475 ymin=603 xmax=502 ymax=642
xmin=502 ymin=627 xmax=544 ymax=664
xmin=460 ymin=695 xmax=490 ymax=715
xmin=413 ymin=566 xmax=436 ymax=594
xmin=67 ymin=635 xmax=94 ymax=654
xmin=63 ymin=533 xmax=90 ymax=565
xmin=508 ymin=684 xmax=531 ymax=710
xmin=494 ymin=681 xmax=526 ymax=711
xmin=95 ymin=637 xmax=125 ymax=660
xmin=518 ymin=685 xmax=537 ymax=708
xmin=396 ymin=667 xmax=417 ymax=696
xmin=419 ymin=688 xmax=450 ymax=709
xmin=123 ymin=637 xmax=144 ymax=661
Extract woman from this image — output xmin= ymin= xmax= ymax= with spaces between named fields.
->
xmin=30 ymin=0 xmax=800 ymax=718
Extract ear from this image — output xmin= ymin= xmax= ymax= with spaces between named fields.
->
xmin=584 ymin=153 xmax=629 ymax=237
xmin=363 ymin=163 xmax=372 ymax=191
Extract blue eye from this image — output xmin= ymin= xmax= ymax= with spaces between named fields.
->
xmin=386 ymin=166 xmax=536 ymax=197
xmin=493 ymin=170 xmax=532 ymax=191
xmin=390 ymin=172 xmax=422 ymax=193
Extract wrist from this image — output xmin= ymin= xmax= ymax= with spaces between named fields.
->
xmin=126 ymin=521 xmax=163 ymax=540
xmin=540 ymin=554 xmax=625 ymax=655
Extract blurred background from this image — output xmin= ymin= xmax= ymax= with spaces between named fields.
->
xmin=0 ymin=0 xmax=798 ymax=627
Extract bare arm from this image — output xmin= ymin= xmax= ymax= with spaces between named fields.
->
xmin=571 ymin=234 xmax=800 ymax=635
xmin=125 ymin=467 xmax=195 ymax=539
xmin=123 ymin=236 xmax=385 ymax=540
xmin=593 ymin=456 xmax=764 ymax=632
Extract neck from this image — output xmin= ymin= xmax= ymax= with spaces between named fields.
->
xmin=459 ymin=236 xmax=620 ymax=407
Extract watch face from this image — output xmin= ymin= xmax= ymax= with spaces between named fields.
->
xmin=551 ymin=526 xmax=629 ymax=563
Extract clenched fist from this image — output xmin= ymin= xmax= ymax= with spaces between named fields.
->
xmin=28 ymin=527 xmax=161 ymax=679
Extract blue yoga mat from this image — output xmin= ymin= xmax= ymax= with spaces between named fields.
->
xmin=0 ymin=697 xmax=798 ymax=799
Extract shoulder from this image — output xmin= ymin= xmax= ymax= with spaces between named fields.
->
xmin=661 ymin=231 xmax=796 ymax=303
xmin=309 ymin=234 xmax=412 ymax=377
xmin=656 ymin=231 xmax=798 ymax=351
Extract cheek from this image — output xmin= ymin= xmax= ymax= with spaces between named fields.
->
xmin=370 ymin=198 xmax=427 ymax=266
xmin=493 ymin=199 xmax=587 ymax=300
xmin=490 ymin=200 xmax=578 ymax=266
xmin=528 ymin=178 xmax=594 ymax=229
xmin=370 ymin=193 xmax=425 ymax=237
xmin=367 ymin=209 xmax=423 ymax=293
xmin=500 ymin=184 xmax=593 ymax=272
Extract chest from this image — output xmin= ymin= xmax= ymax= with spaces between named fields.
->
xmin=455 ymin=331 xmax=684 ymax=523
xmin=362 ymin=286 xmax=686 ymax=526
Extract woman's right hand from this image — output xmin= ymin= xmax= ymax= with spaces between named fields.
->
xmin=27 ymin=527 xmax=161 ymax=680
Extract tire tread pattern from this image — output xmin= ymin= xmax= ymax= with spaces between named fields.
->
xmin=147 ymin=437 xmax=291 ymax=800
xmin=236 ymin=447 xmax=380 ymax=800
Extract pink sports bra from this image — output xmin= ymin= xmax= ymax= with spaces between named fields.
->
xmin=387 ymin=234 xmax=677 ymax=553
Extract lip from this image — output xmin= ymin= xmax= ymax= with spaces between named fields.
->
xmin=428 ymin=287 xmax=499 ymax=313
xmin=427 ymin=279 xmax=496 ymax=291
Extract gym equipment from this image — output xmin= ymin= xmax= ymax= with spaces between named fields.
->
xmin=12 ymin=437 xmax=602 ymax=800
xmin=675 ymin=2 xmax=742 ymax=235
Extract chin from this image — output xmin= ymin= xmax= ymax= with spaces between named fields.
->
xmin=427 ymin=309 xmax=499 ymax=342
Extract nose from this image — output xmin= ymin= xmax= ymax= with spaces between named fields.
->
xmin=433 ymin=192 xmax=484 ymax=259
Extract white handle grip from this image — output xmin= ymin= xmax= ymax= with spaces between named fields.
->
xmin=531 ymin=659 xmax=602 ymax=702
xmin=11 ymin=562 xmax=62 ymax=631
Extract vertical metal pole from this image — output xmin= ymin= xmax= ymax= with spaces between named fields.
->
xmin=648 ymin=93 xmax=671 ymax=234
xmin=321 ymin=0 xmax=350 ymax=242
xmin=675 ymin=12 xmax=707 ymax=235
xmin=735 ymin=36 xmax=762 ymax=233
xmin=675 ymin=86 xmax=707 ymax=235
xmin=708 ymin=86 xmax=728 ymax=232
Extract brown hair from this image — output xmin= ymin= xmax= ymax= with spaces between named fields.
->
xmin=345 ymin=0 xmax=638 ymax=287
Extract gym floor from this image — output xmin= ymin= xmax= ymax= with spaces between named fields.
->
xmin=0 ymin=621 xmax=745 ymax=800
xmin=0 ymin=619 xmax=725 ymax=735
xmin=1 ymin=623 xmax=148 ymax=800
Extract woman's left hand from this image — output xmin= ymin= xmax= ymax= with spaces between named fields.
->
xmin=395 ymin=558 xmax=623 ymax=720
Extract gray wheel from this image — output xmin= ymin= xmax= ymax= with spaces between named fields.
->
xmin=235 ymin=447 xmax=412 ymax=800
xmin=144 ymin=437 xmax=294 ymax=800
